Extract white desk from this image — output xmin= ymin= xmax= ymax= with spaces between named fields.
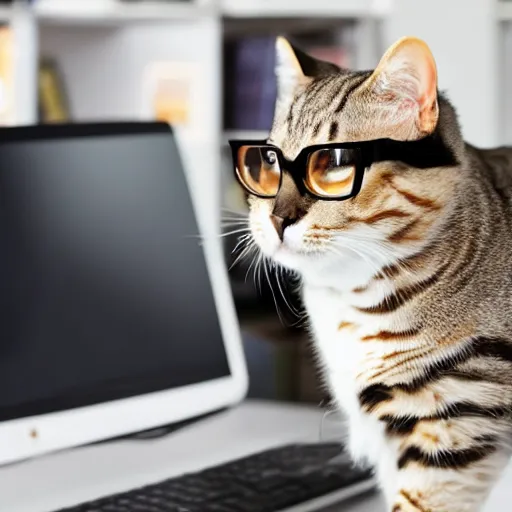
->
xmin=0 ymin=400 xmax=510 ymax=512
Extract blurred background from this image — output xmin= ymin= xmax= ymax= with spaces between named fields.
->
xmin=0 ymin=0 xmax=508 ymax=406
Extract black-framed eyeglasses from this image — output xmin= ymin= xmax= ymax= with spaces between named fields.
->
xmin=229 ymin=136 xmax=457 ymax=201
xmin=229 ymin=139 xmax=368 ymax=201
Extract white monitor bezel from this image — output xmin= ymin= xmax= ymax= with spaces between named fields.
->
xmin=0 ymin=124 xmax=248 ymax=467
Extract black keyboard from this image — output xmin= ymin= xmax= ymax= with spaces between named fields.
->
xmin=53 ymin=442 xmax=374 ymax=512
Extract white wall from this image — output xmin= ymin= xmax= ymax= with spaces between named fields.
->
xmin=384 ymin=0 xmax=500 ymax=148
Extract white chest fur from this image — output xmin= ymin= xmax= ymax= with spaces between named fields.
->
xmin=302 ymin=284 xmax=390 ymax=467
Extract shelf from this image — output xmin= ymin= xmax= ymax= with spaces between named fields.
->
xmin=223 ymin=130 xmax=270 ymax=145
xmin=34 ymin=0 xmax=212 ymax=25
xmin=0 ymin=0 xmax=387 ymax=26
xmin=498 ymin=2 xmax=512 ymax=21
xmin=221 ymin=0 xmax=386 ymax=18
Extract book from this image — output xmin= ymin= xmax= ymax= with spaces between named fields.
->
xmin=38 ymin=59 xmax=71 ymax=123
xmin=225 ymin=36 xmax=277 ymax=131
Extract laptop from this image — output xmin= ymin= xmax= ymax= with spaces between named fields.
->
xmin=0 ymin=122 xmax=375 ymax=512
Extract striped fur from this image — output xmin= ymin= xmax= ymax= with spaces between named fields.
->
xmin=243 ymin=36 xmax=512 ymax=511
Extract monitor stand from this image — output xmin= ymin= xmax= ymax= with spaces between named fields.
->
xmin=94 ymin=407 xmax=228 ymax=443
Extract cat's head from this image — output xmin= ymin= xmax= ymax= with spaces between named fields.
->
xmin=240 ymin=36 xmax=463 ymax=286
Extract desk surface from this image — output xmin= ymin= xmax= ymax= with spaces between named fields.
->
xmin=0 ymin=400 xmax=510 ymax=512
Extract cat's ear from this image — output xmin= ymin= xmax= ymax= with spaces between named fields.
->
xmin=275 ymin=36 xmax=339 ymax=101
xmin=365 ymin=36 xmax=439 ymax=139
xmin=275 ymin=37 xmax=310 ymax=100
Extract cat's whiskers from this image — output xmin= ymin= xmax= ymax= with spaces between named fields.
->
xmin=327 ymin=243 xmax=382 ymax=287
xmin=220 ymin=222 xmax=250 ymax=230
xmin=220 ymin=210 xmax=249 ymax=226
xmin=243 ymin=244 xmax=261 ymax=282
xmin=244 ymin=243 xmax=259 ymax=288
xmin=333 ymin=232 xmax=419 ymax=300
xmin=345 ymin=242 xmax=402 ymax=307
xmin=303 ymin=228 xmax=398 ymax=305
xmin=244 ymin=245 xmax=261 ymax=283
xmin=220 ymin=214 xmax=249 ymax=223
xmin=229 ymin=236 xmax=256 ymax=271
xmin=366 ymin=240 xmax=417 ymax=280
xmin=341 ymin=237 xmax=432 ymax=321
xmin=220 ymin=206 xmax=248 ymax=217
xmin=263 ymin=257 xmax=288 ymax=325
xmin=333 ymin=237 xmax=392 ymax=279
xmin=232 ymin=233 xmax=252 ymax=254
xmin=306 ymin=225 xmax=386 ymax=272
xmin=334 ymin=231 xmax=417 ymax=281
xmin=275 ymin=265 xmax=302 ymax=319
xmin=218 ymin=227 xmax=252 ymax=238
xmin=325 ymin=244 xmax=383 ymax=298
xmin=231 ymin=223 xmax=304 ymax=322
xmin=228 ymin=228 xmax=266 ymax=295
xmin=301 ymin=227 xmax=407 ymax=308
xmin=255 ymin=251 xmax=265 ymax=294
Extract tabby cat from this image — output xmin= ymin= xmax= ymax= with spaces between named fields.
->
xmin=230 ymin=36 xmax=512 ymax=511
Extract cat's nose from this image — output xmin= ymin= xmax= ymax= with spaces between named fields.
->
xmin=270 ymin=214 xmax=295 ymax=241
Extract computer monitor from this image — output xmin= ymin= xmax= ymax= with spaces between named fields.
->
xmin=0 ymin=122 xmax=248 ymax=466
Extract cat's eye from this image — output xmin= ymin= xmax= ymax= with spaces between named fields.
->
xmin=235 ymin=145 xmax=282 ymax=198
xmin=305 ymin=148 xmax=357 ymax=198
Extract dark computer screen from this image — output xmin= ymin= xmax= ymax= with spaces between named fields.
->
xmin=0 ymin=123 xmax=231 ymax=422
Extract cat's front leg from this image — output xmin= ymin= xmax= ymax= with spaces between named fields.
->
xmin=387 ymin=449 xmax=510 ymax=512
